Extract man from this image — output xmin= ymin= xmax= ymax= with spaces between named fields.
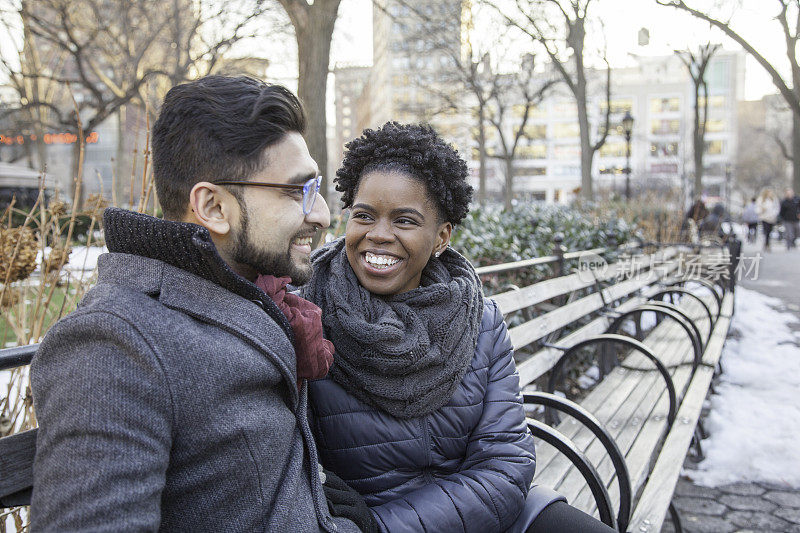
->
xmin=779 ymin=187 xmax=800 ymax=249
xmin=30 ymin=76 xmax=372 ymax=531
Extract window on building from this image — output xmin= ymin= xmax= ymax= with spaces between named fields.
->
xmin=599 ymin=142 xmax=627 ymax=157
xmin=705 ymin=120 xmax=725 ymax=133
xmin=553 ymin=122 xmax=579 ymax=138
xmin=529 ymin=191 xmax=547 ymax=202
xmin=704 ymin=140 xmax=726 ymax=155
xmin=553 ymin=166 xmax=580 ymax=177
xmin=553 ymin=145 xmax=581 ymax=160
xmin=554 ymin=101 xmax=578 ymax=116
xmin=599 ymin=166 xmax=624 ymax=175
xmin=651 ymin=119 xmax=680 ymax=135
xmin=650 ymin=97 xmax=680 ymax=113
xmin=600 ymin=98 xmax=633 ymax=114
xmin=650 ymin=162 xmax=679 ymax=174
xmin=513 ymin=166 xmax=547 ymax=177
xmin=524 ymin=124 xmax=547 ymax=139
xmin=649 ymin=142 xmax=679 ymax=157
xmin=517 ymin=144 xmax=547 ymax=159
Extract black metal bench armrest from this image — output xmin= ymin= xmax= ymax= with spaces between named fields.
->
xmin=0 ymin=428 xmax=37 ymax=508
xmin=607 ymin=305 xmax=703 ymax=373
xmin=648 ymin=288 xmax=715 ymax=333
xmin=526 ymin=418 xmax=618 ymax=531
xmin=524 ymin=392 xmax=631 ymax=532
xmin=663 ymin=277 xmax=723 ymax=318
xmin=547 ymin=334 xmax=678 ymax=431
xmin=0 ymin=344 xmax=38 ymax=371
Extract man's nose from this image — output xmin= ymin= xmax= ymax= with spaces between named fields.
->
xmin=306 ymin=192 xmax=331 ymax=229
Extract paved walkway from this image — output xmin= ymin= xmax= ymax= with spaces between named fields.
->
xmin=662 ymin=238 xmax=800 ymax=532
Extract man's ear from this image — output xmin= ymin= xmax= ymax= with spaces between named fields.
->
xmin=187 ymin=182 xmax=238 ymax=236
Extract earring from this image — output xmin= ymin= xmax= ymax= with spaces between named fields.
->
xmin=434 ymin=250 xmax=442 ymax=258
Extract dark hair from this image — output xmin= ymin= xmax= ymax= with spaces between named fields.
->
xmin=153 ymin=75 xmax=306 ymax=219
xmin=335 ymin=122 xmax=472 ymax=225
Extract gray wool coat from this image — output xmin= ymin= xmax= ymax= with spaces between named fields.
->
xmin=30 ymin=249 xmax=360 ymax=532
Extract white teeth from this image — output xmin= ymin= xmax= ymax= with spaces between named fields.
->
xmin=293 ymin=237 xmax=312 ymax=246
xmin=365 ymin=252 xmax=399 ymax=269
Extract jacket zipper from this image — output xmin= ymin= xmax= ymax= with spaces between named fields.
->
xmin=420 ymin=415 xmax=434 ymax=484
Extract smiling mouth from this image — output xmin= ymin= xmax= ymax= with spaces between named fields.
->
xmin=364 ymin=251 xmax=401 ymax=270
xmin=290 ymin=235 xmax=314 ymax=254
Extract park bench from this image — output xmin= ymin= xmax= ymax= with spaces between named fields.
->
xmin=474 ymin=237 xmax=737 ymax=532
xmin=0 ymin=237 xmax=738 ymax=533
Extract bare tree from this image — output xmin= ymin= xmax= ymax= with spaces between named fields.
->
xmin=656 ymin=0 xmax=800 ymax=192
xmin=377 ymin=0 xmax=557 ymax=206
xmin=676 ymin=43 xmax=720 ymax=198
xmin=278 ymin=0 xmax=342 ymax=203
xmin=483 ymin=56 xmax=556 ymax=209
xmin=0 ymin=0 xmax=271 ymax=202
xmin=498 ymin=0 xmax=612 ymax=201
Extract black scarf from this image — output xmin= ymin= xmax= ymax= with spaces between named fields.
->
xmin=303 ymin=238 xmax=484 ymax=419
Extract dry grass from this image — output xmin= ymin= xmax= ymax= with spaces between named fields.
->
xmin=0 ymin=115 xmax=154 ymax=531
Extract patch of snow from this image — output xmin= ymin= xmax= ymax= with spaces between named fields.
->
xmin=690 ymin=287 xmax=800 ymax=488
xmin=640 ymin=310 xmax=657 ymax=330
xmin=35 ymin=245 xmax=106 ymax=275
xmin=577 ymin=365 xmax=600 ymax=389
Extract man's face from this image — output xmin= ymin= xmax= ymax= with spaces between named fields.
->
xmin=229 ymin=132 xmax=330 ymax=284
xmin=786 ymin=189 xmax=795 ymax=199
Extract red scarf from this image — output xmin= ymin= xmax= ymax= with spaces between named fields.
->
xmin=255 ymin=275 xmax=334 ymax=390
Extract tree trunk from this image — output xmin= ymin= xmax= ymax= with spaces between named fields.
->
xmin=504 ymin=157 xmax=514 ymax=210
xmin=577 ymin=100 xmax=594 ymax=201
xmin=793 ymin=112 xmax=800 ymax=193
xmin=293 ymin=2 xmax=339 ymax=205
xmin=575 ymin=63 xmax=593 ymax=201
xmin=115 ymin=106 xmax=128 ymax=206
xmin=477 ymin=104 xmax=487 ymax=203
xmin=692 ymin=82 xmax=705 ymax=198
xmin=70 ymin=140 xmax=85 ymax=209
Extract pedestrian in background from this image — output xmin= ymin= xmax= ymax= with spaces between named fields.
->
xmin=757 ymin=188 xmax=780 ymax=251
xmin=779 ymin=187 xmax=800 ymax=250
xmin=742 ymin=197 xmax=759 ymax=243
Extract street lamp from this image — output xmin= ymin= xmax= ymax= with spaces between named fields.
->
xmin=622 ymin=111 xmax=634 ymax=200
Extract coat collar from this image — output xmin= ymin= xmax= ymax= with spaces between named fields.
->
xmin=102 ymin=207 xmax=294 ymax=344
xmin=95 ymin=253 xmax=300 ymax=406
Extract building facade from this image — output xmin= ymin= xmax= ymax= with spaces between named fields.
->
xmin=332 ymin=14 xmax=746 ymax=206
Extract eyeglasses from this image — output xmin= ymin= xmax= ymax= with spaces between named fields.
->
xmin=214 ymin=175 xmax=322 ymax=215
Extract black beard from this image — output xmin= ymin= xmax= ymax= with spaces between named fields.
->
xmin=232 ymin=203 xmax=312 ymax=284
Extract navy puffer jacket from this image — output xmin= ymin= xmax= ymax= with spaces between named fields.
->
xmin=309 ymin=299 xmax=562 ymax=532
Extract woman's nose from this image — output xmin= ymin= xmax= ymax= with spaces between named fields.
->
xmin=366 ymin=219 xmax=394 ymax=243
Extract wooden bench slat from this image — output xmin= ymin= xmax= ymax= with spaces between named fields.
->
xmin=534 ymin=317 xmax=697 ymax=514
xmin=533 ymin=322 xmax=681 ymax=489
xmin=627 ymin=293 xmax=734 ymax=533
xmin=0 ymin=429 xmax=37 ymax=499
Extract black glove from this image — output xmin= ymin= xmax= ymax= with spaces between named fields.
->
xmin=322 ymin=468 xmax=379 ymax=533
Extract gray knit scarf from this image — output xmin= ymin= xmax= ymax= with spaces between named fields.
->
xmin=303 ymin=238 xmax=484 ymax=419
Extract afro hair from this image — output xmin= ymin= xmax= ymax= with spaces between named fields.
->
xmin=335 ymin=122 xmax=473 ymax=225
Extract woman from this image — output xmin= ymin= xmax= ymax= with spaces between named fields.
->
xmin=302 ymin=122 xmax=615 ymax=532
xmin=757 ymin=188 xmax=780 ymax=251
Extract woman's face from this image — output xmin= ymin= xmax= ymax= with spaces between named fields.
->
xmin=345 ymin=170 xmax=452 ymax=296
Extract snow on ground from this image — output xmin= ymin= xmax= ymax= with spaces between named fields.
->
xmin=689 ymin=287 xmax=800 ymax=488
xmin=35 ymin=245 xmax=106 ymax=275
